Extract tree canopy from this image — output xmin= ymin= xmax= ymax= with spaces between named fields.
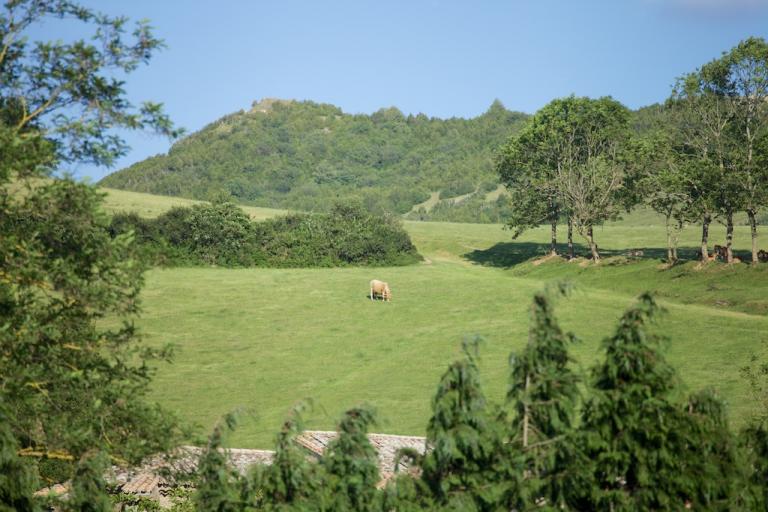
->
xmin=0 ymin=0 xmax=185 ymax=502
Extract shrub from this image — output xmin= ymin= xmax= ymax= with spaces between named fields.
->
xmin=254 ymin=202 xmax=421 ymax=267
xmin=185 ymin=202 xmax=259 ymax=265
xmin=108 ymin=201 xmax=421 ymax=268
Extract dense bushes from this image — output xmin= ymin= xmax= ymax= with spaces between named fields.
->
xmin=109 ymin=201 xmax=421 ymax=267
xmin=255 ymin=202 xmax=420 ymax=267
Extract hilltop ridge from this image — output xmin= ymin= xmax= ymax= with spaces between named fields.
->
xmin=99 ymin=99 xmax=528 ymax=218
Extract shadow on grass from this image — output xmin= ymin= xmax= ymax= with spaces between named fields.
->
xmin=464 ymin=242 xmax=704 ymax=269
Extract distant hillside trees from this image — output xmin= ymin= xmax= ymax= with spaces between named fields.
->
xmin=109 ymin=201 xmax=421 ymax=268
xmin=100 ymin=99 xmax=528 ymax=217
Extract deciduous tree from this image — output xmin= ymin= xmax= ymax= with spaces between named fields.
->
xmin=721 ymin=37 xmax=768 ymax=263
xmin=668 ymin=57 xmax=739 ymax=262
xmin=0 ymin=0 xmax=185 ymax=496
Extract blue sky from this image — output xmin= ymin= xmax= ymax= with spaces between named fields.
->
xmin=34 ymin=1 xmax=768 ymax=181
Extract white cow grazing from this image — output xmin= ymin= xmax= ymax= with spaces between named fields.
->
xmin=369 ymin=279 xmax=392 ymax=302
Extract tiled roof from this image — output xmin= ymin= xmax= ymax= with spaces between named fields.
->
xmin=295 ymin=431 xmax=427 ymax=475
xmin=36 ymin=433 xmax=426 ymax=504
xmin=111 ymin=446 xmax=275 ymax=498
xmin=121 ymin=472 xmax=161 ymax=496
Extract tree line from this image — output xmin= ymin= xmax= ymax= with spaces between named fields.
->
xmin=497 ymin=37 xmax=768 ymax=264
xmin=109 ymin=200 xmax=421 ymax=268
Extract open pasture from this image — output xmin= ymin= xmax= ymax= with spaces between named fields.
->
xmin=101 ymin=187 xmax=286 ymax=220
xmin=102 ymin=190 xmax=768 ymax=447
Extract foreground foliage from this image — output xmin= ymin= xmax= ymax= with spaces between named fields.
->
xmin=172 ymin=293 xmax=768 ymax=511
xmin=0 ymin=0 xmax=185 ymax=507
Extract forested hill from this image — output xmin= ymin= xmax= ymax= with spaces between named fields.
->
xmin=99 ymin=98 xmax=529 ymax=215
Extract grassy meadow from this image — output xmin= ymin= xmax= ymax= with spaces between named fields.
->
xmin=101 ymin=187 xmax=287 ymax=221
xmin=103 ymin=189 xmax=768 ymax=448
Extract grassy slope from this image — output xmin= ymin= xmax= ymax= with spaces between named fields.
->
xmin=102 ymin=189 xmax=768 ymax=447
xmin=101 ymin=187 xmax=286 ymax=221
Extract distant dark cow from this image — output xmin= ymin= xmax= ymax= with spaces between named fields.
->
xmin=712 ymin=245 xmax=728 ymax=261
xmin=758 ymin=250 xmax=768 ymax=263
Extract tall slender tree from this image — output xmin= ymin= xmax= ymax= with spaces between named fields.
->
xmin=251 ymin=403 xmax=321 ymax=509
xmin=420 ymin=339 xmax=508 ymax=511
xmin=669 ymin=56 xmax=739 ymax=262
xmin=629 ymin=116 xmax=690 ymax=264
xmin=722 ymin=37 xmax=768 ymax=264
xmin=321 ymin=406 xmax=380 ymax=512
xmin=194 ymin=414 xmax=243 ymax=512
xmin=505 ymin=289 xmax=584 ymax=509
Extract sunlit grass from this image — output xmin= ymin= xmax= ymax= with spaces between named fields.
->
xmin=100 ymin=189 xmax=768 ymax=447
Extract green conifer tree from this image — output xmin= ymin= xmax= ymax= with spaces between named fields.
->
xmin=580 ymin=294 xmax=692 ymax=510
xmin=681 ymin=389 xmax=746 ymax=510
xmin=505 ymin=290 xmax=584 ymax=510
xmin=0 ymin=408 xmax=39 ymax=512
xmin=252 ymin=403 xmax=321 ymax=510
xmin=420 ymin=339 xmax=506 ymax=511
xmin=195 ymin=414 xmax=243 ymax=512
xmin=321 ymin=406 xmax=380 ymax=512
xmin=64 ymin=452 xmax=112 ymax=512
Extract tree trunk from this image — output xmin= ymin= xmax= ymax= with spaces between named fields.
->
xmin=665 ymin=215 xmax=675 ymax=264
xmin=726 ymin=212 xmax=734 ymax=263
xmin=550 ymin=217 xmax=557 ymax=256
xmin=567 ymin=217 xmax=574 ymax=260
xmin=672 ymin=220 xmax=682 ymax=262
xmin=701 ymin=215 xmax=711 ymax=262
xmin=748 ymin=209 xmax=759 ymax=264
xmin=587 ymin=225 xmax=600 ymax=262
xmin=548 ymin=201 xmax=558 ymax=255
xmin=522 ymin=374 xmax=530 ymax=448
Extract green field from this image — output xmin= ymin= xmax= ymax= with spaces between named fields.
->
xmin=103 ymin=189 xmax=768 ymax=448
xmin=101 ymin=187 xmax=287 ymax=220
